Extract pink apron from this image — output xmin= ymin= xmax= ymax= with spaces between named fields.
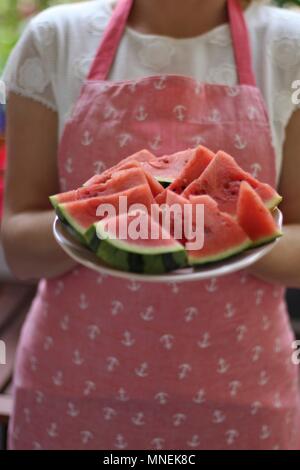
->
xmin=9 ymin=0 xmax=300 ymax=450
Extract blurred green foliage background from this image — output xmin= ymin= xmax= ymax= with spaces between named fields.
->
xmin=0 ymin=0 xmax=299 ymax=72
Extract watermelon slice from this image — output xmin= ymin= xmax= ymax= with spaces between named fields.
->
xmin=182 ymin=151 xmax=282 ymax=215
xmin=186 ymin=195 xmax=251 ymax=265
xmin=168 ymin=145 xmax=215 ymax=194
xmin=83 ymin=149 xmax=156 ymax=186
xmin=56 ymin=184 xmax=154 ymax=245
xmin=142 ymin=148 xmax=196 ymax=186
xmin=50 ymin=167 xmax=149 ymax=208
xmin=237 ymin=181 xmax=282 ymax=247
xmin=95 ymin=212 xmax=187 ymax=274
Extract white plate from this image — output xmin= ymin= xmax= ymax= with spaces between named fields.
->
xmin=53 ymin=209 xmax=282 ymax=283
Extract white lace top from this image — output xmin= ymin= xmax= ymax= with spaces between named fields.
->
xmin=2 ymin=0 xmax=300 ymax=181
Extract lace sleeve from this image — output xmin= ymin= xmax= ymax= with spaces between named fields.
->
xmin=1 ymin=17 xmax=57 ymax=112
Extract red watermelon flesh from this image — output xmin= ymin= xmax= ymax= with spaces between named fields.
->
xmin=168 ymin=145 xmax=215 ymax=194
xmin=51 ymin=167 xmax=149 ymax=207
xmin=84 ymin=149 xmax=156 ymax=186
xmin=183 ymin=151 xmax=282 ymax=215
xmin=237 ymin=181 xmax=282 ymax=246
xmin=142 ymin=148 xmax=196 ymax=184
xmin=186 ymin=195 xmax=251 ymax=265
xmin=164 ymin=190 xmax=191 ymax=244
xmin=57 ymin=184 xmax=154 ymax=236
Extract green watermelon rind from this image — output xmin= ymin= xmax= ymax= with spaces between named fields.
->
xmin=265 ymin=194 xmax=283 ymax=210
xmin=249 ymin=230 xmax=282 ymax=248
xmin=95 ymin=221 xmax=188 ymax=274
xmin=50 ymin=194 xmax=60 ymax=209
xmin=188 ymin=239 xmax=252 ymax=266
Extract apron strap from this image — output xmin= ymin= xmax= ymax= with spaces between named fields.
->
xmin=228 ymin=0 xmax=256 ymax=86
xmin=88 ymin=0 xmax=256 ymax=86
xmin=88 ymin=0 xmax=134 ymax=81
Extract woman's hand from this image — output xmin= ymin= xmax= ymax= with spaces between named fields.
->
xmin=247 ymin=109 xmax=300 ymax=288
xmin=1 ymin=93 xmax=77 ymax=281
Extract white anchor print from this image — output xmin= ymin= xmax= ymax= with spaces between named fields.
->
xmin=258 ymin=370 xmax=269 ymax=386
xmin=209 ymin=109 xmax=221 ymax=123
xmin=273 ymin=445 xmax=280 ymax=450
xmin=178 ymin=363 xmax=192 ymax=380
xmin=13 ymin=426 xmax=20 ymax=441
xmin=226 ymin=86 xmax=240 ymax=97
xmin=173 ymin=105 xmax=187 ymax=122
xmin=81 ymin=430 xmax=94 ymax=445
xmin=103 ymin=104 xmax=119 ymax=120
xmin=191 ymin=135 xmax=206 ymax=146
xmin=94 ymin=160 xmax=106 ymax=175
xmin=67 ymin=402 xmax=80 ymax=417
xmin=87 ymin=324 xmax=101 ymax=340
xmin=127 ymin=280 xmax=141 ymax=292
xmin=240 ymin=272 xmax=248 ymax=284
xmin=52 ymin=370 xmax=63 ymax=386
xmin=212 ymin=410 xmax=226 ymax=424
xmin=195 ymin=81 xmax=202 ymax=95
xmin=111 ymin=300 xmax=124 ymax=316
xmin=225 ymin=429 xmax=239 ymax=445
xmin=43 ymin=336 xmax=53 ymax=351
xmin=273 ymin=392 xmax=282 ymax=409
xmin=83 ymin=380 xmax=96 ymax=396
xmin=118 ymin=132 xmax=133 ymax=148
xmin=229 ymin=380 xmax=241 ymax=397
xmin=260 ymin=425 xmax=271 ymax=440
xmin=251 ymin=401 xmax=262 ymax=416
xmin=79 ymin=293 xmax=89 ymax=310
xmin=255 ymin=289 xmax=264 ymax=306
xmin=285 ymin=410 xmax=293 ymax=425
xmin=103 ymin=407 xmax=117 ymax=420
xmin=96 ymin=274 xmax=106 ymax=284
xmin=252 ymin=345 xmax=263 ymax=362
xmin=224 ymin=303 xmax=235 ymax=319
xmin=197 ymin=332 xmax=211 ymax=349
xmin=60 ymin=177 xmax=67 ymax=192
xmin=234 ymin=134 xmax=247 ymax=150
xmin=187 ymin=435 xmax=201 ymax=448
xmin=205 ymin=277 xmax=218 ymax=292
xmin=262 ymin=315 xmax=271 ymax=331
xmin=114 ymin=434 xmax=128 ymax=449
xmin=251 ymin=162 xmax=262 ymax=178
xmin=54 ymin=280 xmax=64 ymax=295
xmin=135 ymin=362 xmax=149 ymax=378
xmin=65 ymin=157 xmax=73 ymax=174
xmin=160 ymin=334 xmax=174 ymax=350
xmin=24 ymin=408 xmax=31 ymax=423
xmin=60 ymin=315 xmax=70 ymax=331
xmin=247 ymin=105 xmax=259 ymax=121
xmin=33 ymin=441 xmax=42 ymax=450
xmin=193 ymin=389 xmax=206 ymax=404
xmin=106 ymin=356 xmax=120 ymax=372
xmin=132 ymin=412 xmax=145 ymax=426
xmin=149 ymin=134 xmax=162 ymax=151
xmin=30 ymin=355 xmax=38 ymax=372
xmin=217 ymin=358 xmax=230 ymax=374
xmin=47 ymin=423 xmax=58 ymax=438
xmin=184 ymin=306 xmax=199 ymax=323
xmin=173 ymin=413 xmax=186 ymax=426
xmin=274 ymin=337 xmax=282 ymax=353
xmin=151 ymin=437 xmax=165 ymax=450
xmin=35 ymin=391 xmax=44 ymax=404
xmin=129 ymin=81 xmax=138 ymax=93
xmin=154 ymin=76 xmax=167 ymax=90
xmin=140 ymin=306 xmax=154 ymax=321
xmin=135 ymin=105 xmax=148 ymax=122
xmin=115 ymin=387 xmax=129 ymax=402
xmin=81 ymin=130 xmax=93 ymax=146
xmin=121 ymin=330 xmax=135 ymax=347
xmin=73 ymin=349 xmax=84 ymax=366
xmin=154 ymin=392 xmax=169 ymax=405
xmin=236 ymin=325 xmax=247 ymax=342
xmin=169 ymin=282 xmax=179 ymax=294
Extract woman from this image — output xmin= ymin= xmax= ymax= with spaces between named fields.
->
xmin=2 ymin=0 xmax=300 ymax=450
